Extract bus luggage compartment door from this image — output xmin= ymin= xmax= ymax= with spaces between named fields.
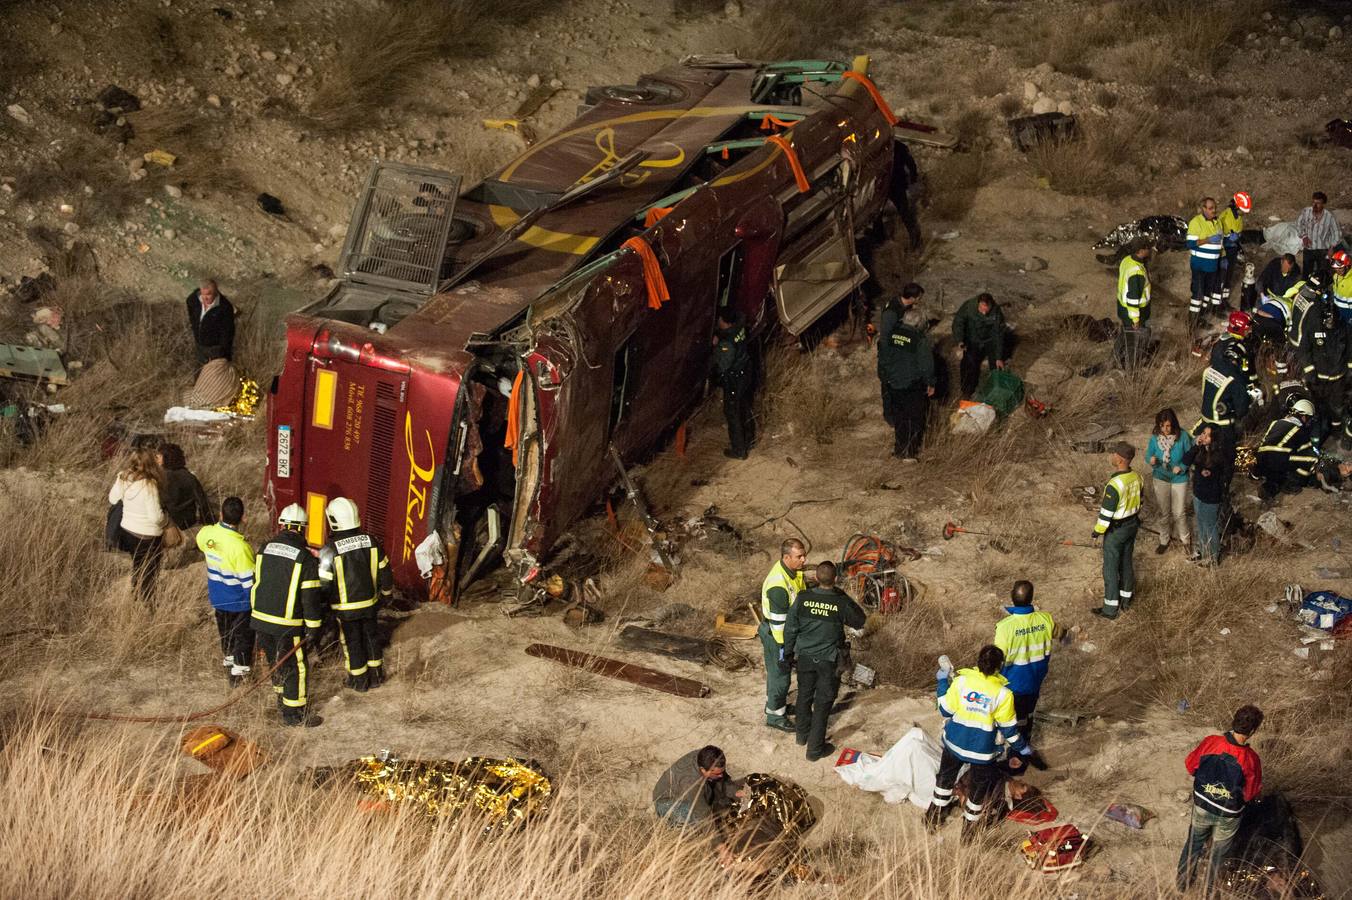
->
xmin=772 ymin=214 xmax=867 ymax=335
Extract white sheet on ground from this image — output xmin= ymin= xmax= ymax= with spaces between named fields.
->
xmin=834 ymin=725 xmax=942 ymax=808
xmin=164 ymin=406 xmax=234 ymax=424
xmin=1262 ymin=221 xmax=1301 ymax=257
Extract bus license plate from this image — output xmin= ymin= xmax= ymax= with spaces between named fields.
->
xmin=276 ymin=425 xmax=292 ymax=478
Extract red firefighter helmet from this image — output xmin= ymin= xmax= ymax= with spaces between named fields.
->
xmin=1227 ymin=310 xmax=1253 ymax=338
xmin=1331 ymin=249 xmax=1351 ymax=271
xmin=1232 ymin=191 xmax=1252 ymax=213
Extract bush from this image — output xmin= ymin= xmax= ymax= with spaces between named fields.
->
xmin=734 ymin=0 xmax=876 ymax=61
xmin=1025 ymin=111 xmax=1156 ymax=197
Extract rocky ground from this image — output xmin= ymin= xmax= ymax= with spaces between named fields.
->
xmin=2 ymin=0 xmax=1352 ymax=893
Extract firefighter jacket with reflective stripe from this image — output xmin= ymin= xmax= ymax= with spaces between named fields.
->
xmin=1218 ymin=206 xmax=1244 ymax=249
xmin=935 ymin=667 xmax=1026 ymax=763
xmin=1295 ymin=308 xmax=1350 ymax=382
xmin=1095 ymin=470 xmax=1142 ymax=533
xmin=1334 ymin=270 xmax=1352 ymax=320
xmin=1186 ymin=214 xmax=1224 ymax=271
xmin=1209 ymin=335 xmax=1252 ymax=386
xmin=1258 ymin=417 xmax=1318 ymax=478
xmin=318 ymin=529 xmax=393 ymax=620
xmin=782 ymin=586 xmax=866 ymax=662
xmin=1199 ymin=365 xmax=1250 ymax=427
xmin=760 ymin=561 xmax=805 ymax=645
xmin=1285 ymin=283 xmax=1320 ymax=349
xmin=1117 ymin=256 xmax=1150 ymax=326
xmin=196 ymin=523 xmax=254 ymax=612
xmin=250 ymin=530 xmax=324 ymax=636
xmin=1186 ymin=732 xmax=1262 ymax=817
xmin=994 ymin=606 xmax=1055 ymax=696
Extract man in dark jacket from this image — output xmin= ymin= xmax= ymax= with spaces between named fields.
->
xmin=318 ymin=497 xmax=393 ymax=691
xmin=652 ymin=745 xmax=743 ymax=828
xmin=880 ymin=307 xmax=936 ymax=460
xmin=186 ymin=278 xmax=236 ymax=364
xmin=713 ymin=310 xmax=754 ymax=459
xmin=877 ymin=282 xmax=925 ymax=425
xmin=1295 ymin=297 xmax=1350 ymax=446
xmin=782 ymin=561 xmax=866 ymax=761
xmin=888 ymin=139 xmax=922 ymax=249
xmin=1177 ymin=705 xmax=1264 ymax=891
xmin=1258 ymin=254 xmax=1302 ymax=304
xmin=952 ymin=292 xmax=1009 ymax=398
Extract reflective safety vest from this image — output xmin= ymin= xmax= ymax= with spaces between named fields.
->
xmin=196 ymin=523 xmax=255 ymax=612
xmin=936 ymin=667 xmax=1025 ymax=763
xmin=1333 ymin=270 xmax=1352 ymax=320
xmin=994 ymin=606 xmax=1055 ymax=696
xmin=1258 ymin=417 xmax=1318 ymax=478
xmin=250 ymin=531 xmax=325 ymax=636
xmin=1094 ymin=470 xmax=1142 ymax=533
xmin=1117 ymin=256 xmax=1150 ymax=325
xmin=760 ymin=561 xmax=805 ymax=645
xmin=318 ymin=530 xmax=392 ymax=619
xmin=1218 ymin=206 xmax=1244 ymax=248
xmin=1285 ymin=282 xmax=1318 ymax=349
xmin=1187 ymin=214 xmax=1224 ymax=271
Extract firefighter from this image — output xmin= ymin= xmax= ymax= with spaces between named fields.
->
xmin=759 ymin=538 xmax=806 ymax=733
xmin=1254 ymin=399 xmax=1319 ymax=502
xmin=781 ymin=560 xmax=866 ymax=762
xmin=925 ymin=644 xmax=1031 ymax=841
xmin=993 ymin=580 xmax=1055 ymax=768
xmin=318 ymin=497 xmax=393 ymax=692
xmin=250 ymin=503 xmax=325 ymax=727
xmin=1218 ymin=191 xmax=1251 ymax=306
xmin=1090 ymin=443 xmax=1142 ymax=621
xmin=1210 ymin=311 xmax=1257 ymax=392
xmin=1285 ymin=273 xmax=1327 ymax=359
xmin=1295 ymin=297 xmax=1351 ymax=448
xmin=713 ymin=310 xmax=754 ymax=460
xmin=1194 ymin=338 xmax=1252 ymax=471
xmin=1186 ymin=197 xmax=1225 ymax=329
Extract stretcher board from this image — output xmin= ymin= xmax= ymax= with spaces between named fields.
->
xmin=526 ymin=643 xmax=710 ymax=697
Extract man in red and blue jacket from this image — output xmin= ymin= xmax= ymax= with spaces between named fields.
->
xmin=1177 ymin=705 xmax=1264 ymax=891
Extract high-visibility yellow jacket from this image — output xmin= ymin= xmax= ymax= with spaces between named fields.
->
xmin=196 ymin=523 xmax=255 ymax=612
xmin=936 ymin=667 xmax=1026 ymax=763
xmin=760 ymin=561 xmax=805 ymax=645
xmin=994 ymin=606 xmax=1055 ymax=696
xmin=1117 ymin=255 xmax=1150 ymax=326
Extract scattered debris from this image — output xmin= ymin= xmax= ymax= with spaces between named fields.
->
xmin=6 ymin=104 xmax=32 ymax=126
xmin=256 ymin=192 xmax=286 ymax=217
xmin=95 ymin=85 xmax=141 ymax=114
xmin=1105 ymin=802 xmax=1153 ymax=829
xmin=181 ymin=724 xmax=264 ymax=777
xmin=144 ymin=149 xmax=177 ymax=167
xmin=512 ymin=84 xmax=559 ymax=120
xmin=1032 ymin=708 xmax=1087 ymax=729
xmin=1021 ymin=824 xmax=1089 ymax=872
xmin=1070 ymin=422 xmax=1124 ymax=453
xmin=848 ymin=662 xmax=876 ymax=687
xmin=525 ymin=643 xmax=711 ymax=697
xmin=714 ymin=612 xmax=757 ymax=640
xmin=11 ymin=272 xmax=57 ymax=304
xmin=0 ymin=344 xmax=68 ymax=385
xmin=1007 ymin=112 xmax=1076 ymax=152
xmin=1327 ymin=118 xmax=1352 ymax=149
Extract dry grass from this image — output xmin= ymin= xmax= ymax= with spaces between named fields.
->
xmin=1025 ymin=111 xmax=1155 ymax=197
xmin=307 ymin=0 xmax=559 ymax=134
xmin=734 ymin=0 xmax=875 ymax=61
xmin=12 ymin=138 xmax=143 ymax=227
xmin=922 ymin=148 xmax=990 ymax=221
xmin=1135 ymin=0 xmax=1264 ymax=76
xmin=759 ymin=346 xmax=854 ymax=445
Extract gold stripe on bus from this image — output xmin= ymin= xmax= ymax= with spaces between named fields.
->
xmin=311 ymin=367 xmax=338 ymax=430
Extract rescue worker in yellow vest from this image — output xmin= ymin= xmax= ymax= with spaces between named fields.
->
xmin=1187 ymin=197 xmax=1225 ymax=329
xmin=993 ymin=580 xmax=1056 ymax=770
xmin=1117 ymin=240 xmax=1152 ymax=329
xmin=1090 ymin=443 xmax=1143 ymax=621
xmin=250 ymin=503 xmax=326 ymax=727
xmin=319 ymin=497 xmax=393 ymax=692
xmin=926 ymin=644 xmax=1031 ymax=841
xmin=1218 ymin=191 xmax=1251 ymax=306
xmin=1332 ymin=250 xmax=1352 ymax=326
xmin=759 ymin=538 xmax=807 ymax=732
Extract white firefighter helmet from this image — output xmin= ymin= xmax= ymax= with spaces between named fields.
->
xmin=325 ymin=496 xmax=361 ymax=531
xmin=277 ymin=503 xmax=308 ymax=529
xmin=1291 ymin=398 xmax=1315 ymax=418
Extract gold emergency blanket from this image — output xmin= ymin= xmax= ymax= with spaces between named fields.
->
xmin=215 ymin=377 xmax=261 ymax=417
xmin=318 ymin=755 xmax=551 ymax=831
xmin=1235 ymin=445 xmax=1256 ymax=475
xmin=730 ymin=773 xmax=817 ymax=838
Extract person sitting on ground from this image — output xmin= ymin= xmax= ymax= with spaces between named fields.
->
xmin=1177 ymin=705 xmax=1264 ymax=893
xmin=186 ymin=278 xmax=236 ymax=365
xmin=1145 ymin=408 xmax=1193 ymax=556
xmin=157 ymin=442 xmax=214 ymax=530
xmin=1258 ymin=253 xmax=1302 ymax=305
xmin=652 ymin=745 xmax=744 ymax=829
xmin=952 ymin=292 xmax=1012 ymax=399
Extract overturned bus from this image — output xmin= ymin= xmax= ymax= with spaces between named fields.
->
xmin=265 ymin=55 xmax=898 ymax=601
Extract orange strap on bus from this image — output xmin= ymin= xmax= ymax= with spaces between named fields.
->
xmin=759 ymin=114 xmax=798 ymax=131
xmin=840 ymin=70 xmax=899 ymax=126
xmin=622 ymin=235 xmax=670 ymax=310
xmin=765 ymin=134 xmax=810 ymax=194
xmin=643 ymin=206 xmax=673 ymax=228
xmin=504 ymin=369 xmax=524 ymax=466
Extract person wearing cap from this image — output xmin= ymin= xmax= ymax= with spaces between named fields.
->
xmin=1187 ymin=197 xmax=1225 ymax=329
xmin=1296 ymin=191 xmax=1341 ymax=281
xmin=1331 ymin=249 xmax=1352 ymax=325
xmin=1091 ymin=443 xmax=1142 ymax=621
xmin=1218 ymin=192 xmax=1252 ymax=307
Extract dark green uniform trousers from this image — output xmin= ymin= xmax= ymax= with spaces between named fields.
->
xmin=794 ymin=655 xmax=839 ymax=755
xmin=758 ymin=622 xmax=791 ymax=724
xmin=1099 ymin=518 xmax=1139 ymax=618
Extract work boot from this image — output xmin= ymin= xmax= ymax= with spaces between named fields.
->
xmin=765 ymin=717 xmax=794 ymax=733
xmin=347 ymin=673 xmax=370 ymax=692
xmin=228 ymin=673 xmax=244 ymax=689
xmin=723 ymin=448 xmax=748 ymax=460
xmin=960 ymin=818 xmax=984 ymax=844
xmin=1027 ymin=750 xmax=1049 ymax=771
xmin=806 ymin=741 xmax=836 ymax=762
xmin=282 ymin=711 xmax=323 ymax=728
xmin=1154 ymin=541 xmax=1169 ymax=555
xmin=795 ymin=732 xmax=808 ymax=746
xmin=1090 ymin=607 xmax=1118 ymax=621
xmin=368 ymin=666 xmax=386 ymax=688
xmin=923 ymin=804 xmax=949 ymax=833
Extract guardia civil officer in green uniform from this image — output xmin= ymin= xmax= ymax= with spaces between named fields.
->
xmin=713 ymin=310 xmax=754 ymax=459
xmin=1091 ymin=442 xmax=1143 ymax=621
xmin=759 ymin=538 xmax=807 ymax=732
xmin=782 ymin=561 xmax=866 ymax=761
xmin=880 ymin=308 xmax=936 ymax=460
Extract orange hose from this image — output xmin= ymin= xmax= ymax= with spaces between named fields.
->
xmin=766 ymin=134 xmax=810 ymax=194
xmin=622 ymin=235 xmax=670 ymax=310
xmin=504 ymin=369 xmax=524 ymax=465
xmin=841 ymin=71 xmax=899 ymax=126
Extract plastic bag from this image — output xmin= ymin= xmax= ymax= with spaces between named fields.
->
xmin=1262 ymin=221 xmax=1302 ymax=257
xmin=951 ymin=402 xmax=996 ymax=434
